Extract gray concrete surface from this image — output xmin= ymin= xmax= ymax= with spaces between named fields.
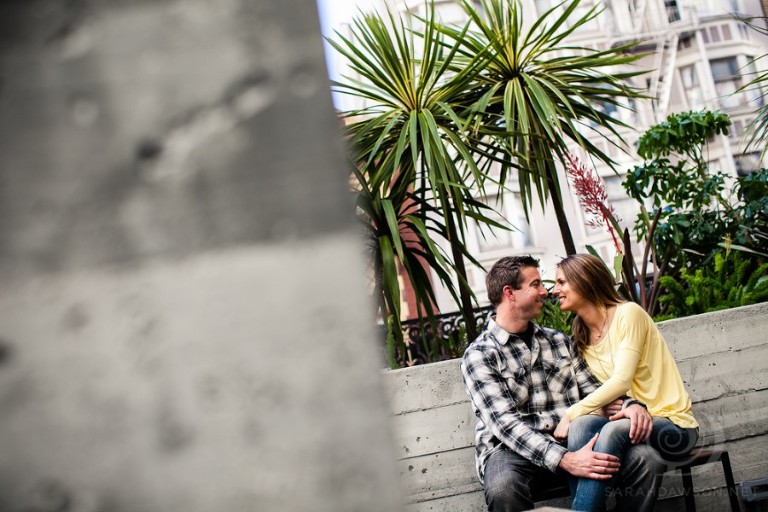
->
xmin=0 ymin=1 xmax=401 ymax=511
xmin=384 ymin=303 xmax=768 ymax=512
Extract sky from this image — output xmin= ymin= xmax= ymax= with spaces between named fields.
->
xmin=316 ymin=0 xmax=380 ymax=105
xmin=316 ymin=0 xmax=378 ymax=38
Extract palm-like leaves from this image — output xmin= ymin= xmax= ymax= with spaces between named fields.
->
xmin=328 ymin=0 xmax=649 ymax=364
xmin=441 ymin=0 xmax=647 ymax=253
xmin=329 ymin=6 xmax=506 ymax=357
xmin=736 ymin=15 xmax=768 ymax=160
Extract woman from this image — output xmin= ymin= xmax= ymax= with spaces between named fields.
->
xmin=552 ymin=254 xmax=699 ymax=512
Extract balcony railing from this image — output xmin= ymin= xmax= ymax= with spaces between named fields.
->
xmin=395 ymin=305 xmax=495 ymax=366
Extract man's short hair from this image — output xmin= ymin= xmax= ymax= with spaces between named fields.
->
xmin=486 ymin=255 xmax=540 ymax=307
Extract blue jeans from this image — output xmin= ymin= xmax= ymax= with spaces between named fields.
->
xmin=568 ymin=415 xmax=699 ymax=512
xmin=483 ymin=442 xmax=664 ymax=512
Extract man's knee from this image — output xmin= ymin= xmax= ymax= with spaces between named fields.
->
xmin=625 ymin=444 xmax=665 ymax=475
xmin=484 ymin=469 xmax=532 ymax=512
xmin=483 ymin=452 xmax=535 ymax=512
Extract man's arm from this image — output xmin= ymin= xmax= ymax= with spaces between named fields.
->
xmin=462 ymin=348 xmax=566 ymax=472
xmin=559 ymin=434 xmax=621 ymax=479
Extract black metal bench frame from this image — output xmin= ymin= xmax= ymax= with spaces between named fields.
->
xmin=534 ymin=448 xmax=740 ymax=512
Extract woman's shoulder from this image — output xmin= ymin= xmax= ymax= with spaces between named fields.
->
xmin=615 ymin=301 xmax=653 ymax=323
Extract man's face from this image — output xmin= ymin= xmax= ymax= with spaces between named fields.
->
xmin=507 ymin=266 xmax=548 ymax=320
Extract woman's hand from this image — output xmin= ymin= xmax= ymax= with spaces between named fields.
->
xmin=602 ymin=398 xmax=624 ymax=417
xmin=554 ymin=415 xmax=571 ymax=440
xmin=609 ymin=404 xmax=653 ymax=444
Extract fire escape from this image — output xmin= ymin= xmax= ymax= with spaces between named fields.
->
xmin=609 ymin=0 xmax=696 ymax=121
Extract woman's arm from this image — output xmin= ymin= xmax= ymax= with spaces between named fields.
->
xmin=565 ymin=346 xmax=641 ymax=419
xmin=565 ymin=305 xmax=648 ymax=420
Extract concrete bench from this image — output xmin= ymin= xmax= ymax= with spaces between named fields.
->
xmin=382 ymin=303 xmax=768 ymax=512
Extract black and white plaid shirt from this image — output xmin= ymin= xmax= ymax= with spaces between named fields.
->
xmin=461 ymin=318 xmax=600 ymax=481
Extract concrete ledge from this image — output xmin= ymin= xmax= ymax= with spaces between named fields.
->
xmin=383 ymin=302 xmax=768 ymax=512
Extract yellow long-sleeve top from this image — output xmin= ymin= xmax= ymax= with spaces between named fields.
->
xmin=565 ymin=302 xmax=698 ymax=429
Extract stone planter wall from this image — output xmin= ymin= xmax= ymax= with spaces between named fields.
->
xmin=383 ymin=302 xmax=768 ymax=511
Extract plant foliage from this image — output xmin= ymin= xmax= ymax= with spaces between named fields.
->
xmin=624 ymin=110 xmax=735 ymax=267
xmin=330 ymin=5 xmax=505 ymax=349
xmin=440 ymin=0 xmax=646 ymax=254
xmin=735 ymin=15 xmax=768 ymax=160
xmin=656 ymin=251 xmax=768 ymax=321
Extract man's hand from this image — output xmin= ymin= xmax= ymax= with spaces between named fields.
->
xmin=553 ymin=415 xmax=570 ymax=441
xmin=559 ymin=434 xmax=620 ymax=479
xmin=601 ymin=398 xmax=624 ymax=417
xmin=609 ymin=404 xmax=653 ymax=444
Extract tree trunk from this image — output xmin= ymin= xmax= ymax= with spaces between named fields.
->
xmin=445 ymin=209 xmax=478 ymax=342
xmin=547 ymin=173 xmax=577 ymax=255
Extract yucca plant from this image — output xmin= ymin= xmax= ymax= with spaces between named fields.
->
xmin=329 ymin=5 xmax=508 ymax=349
xmin=736 ymin=15 xmax=768 ymax=160
xmin=441 ymin=0 xmax=647 ymax=254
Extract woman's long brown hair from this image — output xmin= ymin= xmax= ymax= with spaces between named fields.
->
xmin=557 ymin=254 xmax=624 ymax=355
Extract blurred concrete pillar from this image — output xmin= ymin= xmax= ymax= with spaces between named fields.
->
xmin=0 ymin=1 xmax=401 ymax=511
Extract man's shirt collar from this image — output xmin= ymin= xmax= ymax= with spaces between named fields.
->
xmin=487 ymin=317 xmax=541 ymax=345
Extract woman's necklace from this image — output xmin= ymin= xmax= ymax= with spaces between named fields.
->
xmin=591 ymin=310 xmax=609 ymax=344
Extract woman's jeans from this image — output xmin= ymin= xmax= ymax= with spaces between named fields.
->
xmin=568 ymin=415 xmax=699 ymax=512
xmin=483 ymin=443 xmax=664 ymax=512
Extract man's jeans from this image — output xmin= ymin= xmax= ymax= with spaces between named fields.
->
xmin=482 ymin=441 xmax=664 ymax=512
xmin=568 ymin=415 xmax=699 ymax=512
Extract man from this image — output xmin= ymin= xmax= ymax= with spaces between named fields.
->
xmin=461 ymin=256 xmax=663 ymax=511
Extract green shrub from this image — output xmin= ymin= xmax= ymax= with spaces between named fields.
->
xmin=655 ymin=252 xmax=768 ymax=321
xmin=537 ymin=297 xmax=574 ymax=336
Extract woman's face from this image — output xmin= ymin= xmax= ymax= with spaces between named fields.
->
xmin=553 ymin=268 xmax=586 ymax=312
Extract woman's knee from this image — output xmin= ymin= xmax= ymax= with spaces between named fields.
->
xmin=593 ymin=419 xmax=632 ymax=454
xmin=569 ymin=415 xmax=608 ymax=450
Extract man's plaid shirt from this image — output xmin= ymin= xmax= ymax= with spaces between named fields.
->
xmin=461 ymin=318 xmax=600 ymax=482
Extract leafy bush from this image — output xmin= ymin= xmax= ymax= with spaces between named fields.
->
xmin=537 ymin=297 xmax=574 ymax=336
xmin=655 ymin=252 xmax=768 ymax=321
xmin=624 ymin=110 xmax=734 ymax=267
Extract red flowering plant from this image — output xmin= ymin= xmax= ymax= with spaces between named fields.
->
xmin=565 ymin=153 xmax=623 ymax=252
xmin=565 ymin=153 xmax=667 ymax=315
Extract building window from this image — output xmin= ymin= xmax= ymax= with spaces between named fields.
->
xmin=743 ymin=58 xmax=765 ymax=107
xmin=734 ymin=152 xmax=761 ymax=176
xmin=710 ymin=57 xmax=742 ymax=108
xmin=665 ymin=0 xmax=680 ymax=22
xmin=721 ymin=24 xmax=732 ymax=40
xmin=731 ymin=119 xmax=744 ymax=137
xmin=680 ymin=64 xmax=704 ymax=110
xmin=604 ymin=175 xmax=637 ymax=232
xmin=709 ymin=25 xmax=721 ymax=43
xmin=738 ymin=24 xmax=749 ymax=40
